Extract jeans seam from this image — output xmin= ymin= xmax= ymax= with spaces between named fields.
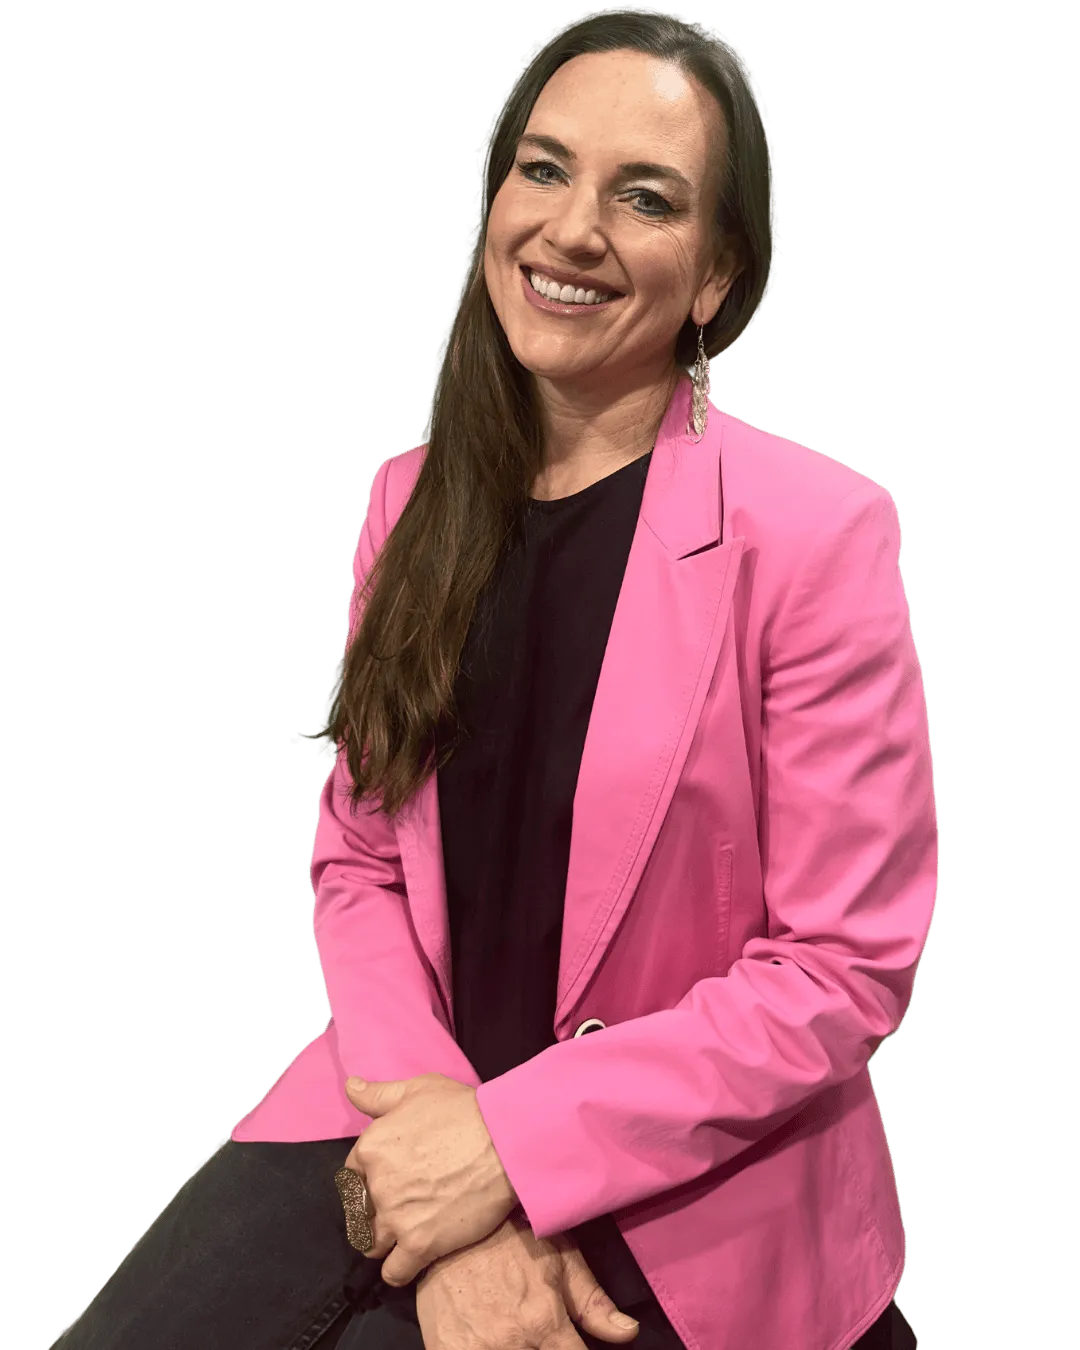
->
xmin=283 ymin=1292 xmax=352 ymax=1350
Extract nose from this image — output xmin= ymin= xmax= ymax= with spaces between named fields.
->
xmin=540 ymin=182 xmax=607 ymax=257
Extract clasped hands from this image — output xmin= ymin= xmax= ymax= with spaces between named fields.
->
xmin=341 ymin=1072 xmax=521 ymax=1287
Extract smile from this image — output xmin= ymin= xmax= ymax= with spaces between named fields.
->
xmin=519 ymin=265 xmax=626 ymax=315
xmin=526 ymin=266 xmax=617 ymax=304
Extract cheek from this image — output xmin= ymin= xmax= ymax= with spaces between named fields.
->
xmin=481 ymin=249 xmax=511 ymax=331
xmin=482 ymin=201 xmax=516 ymax=285
xmin=485 ymin=188 xmax=521 ymax=246
xmin=489 ymin=182 xmax=553 ymax=249
xmin=481 ymin=236 xmax=498 ymax=291
xmin=634 ymin=241 xmax=696 ymax=299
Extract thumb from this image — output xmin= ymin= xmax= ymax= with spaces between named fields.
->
xmin=559 ymin=1246 xmax=640 ymax=1342
xmin=344 ymin=1078 xmax=404 ymax=1116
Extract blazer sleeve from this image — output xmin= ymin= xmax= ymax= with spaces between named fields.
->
xmin=311 ymin=456 xmax=481 ymax=1122
xmin=473 ymin=481 xmax=938 ymax=1239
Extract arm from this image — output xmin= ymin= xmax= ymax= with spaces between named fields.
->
xmin=473 ymin=482 xmax=938 ymax=1238
xmin=313 ymin=456 xmax=481 ymax=1116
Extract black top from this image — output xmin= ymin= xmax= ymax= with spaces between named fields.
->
xmin=437 ymin=448 xmax=658 ymax=1312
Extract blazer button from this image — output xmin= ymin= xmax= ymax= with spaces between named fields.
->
xmin=573 ymin=1017 xmax=606 ymax=1037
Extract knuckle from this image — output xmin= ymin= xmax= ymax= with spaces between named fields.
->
xmin=397 ymin=1231 xmax=430 ymax=1260
xmin=576 ymin=1283 xmax=611 ymax=1319
xmin=517 ymin=1294 xmax=564 ymax=1340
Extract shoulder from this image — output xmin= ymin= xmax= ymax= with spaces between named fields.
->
xmin=718 ymin=409 xmax=892 ymax=536
xmin=363 ymin=444 xmax=427 ymax=543
xmin=383 ymin=444 xmax=426 ymax=504
xmin=716 ymin=410 xmax=904 ymax=636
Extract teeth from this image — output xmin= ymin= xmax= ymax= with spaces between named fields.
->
xmin=528 ymin=269 xmax=613 ymax=305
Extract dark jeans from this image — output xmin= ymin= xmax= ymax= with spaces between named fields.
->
xmin=48 ymin=1138 xmax=915 ymax=1350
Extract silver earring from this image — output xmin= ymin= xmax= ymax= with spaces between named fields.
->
xmin=688 ymin=323 xmax=710 ymax=442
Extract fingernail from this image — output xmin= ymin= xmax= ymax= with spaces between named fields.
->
xmin=610 ymin=1313 xmax=639 ymax=1328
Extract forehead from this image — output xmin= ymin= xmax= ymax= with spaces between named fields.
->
xmin=525 ymin=50 xmax=715 ymax=160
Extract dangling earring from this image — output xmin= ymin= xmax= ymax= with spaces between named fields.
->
xmin=688 ymin=323 xmax=710 ymax=442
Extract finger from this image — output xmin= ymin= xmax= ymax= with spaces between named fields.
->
xmin=380 ymin=1246 xmax=425 ymax=1288
xmin=362 ymin=1214 xmax=397 ymax=1261
xmin=560 ymin=1253 xmax=640 ymax=1342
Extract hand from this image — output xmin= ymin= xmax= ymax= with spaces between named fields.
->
xmin=342 ymin=1073 xmax=519 ymax=1287
xmin=415 ymin=1209 xmax=641 ymax=1350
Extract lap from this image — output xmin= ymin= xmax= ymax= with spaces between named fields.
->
xmin=48 ymin=1134 xmax=915 ymax=1350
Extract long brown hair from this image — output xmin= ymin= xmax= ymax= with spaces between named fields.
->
xmin=307 ymin=9 xmax=773 ymax=819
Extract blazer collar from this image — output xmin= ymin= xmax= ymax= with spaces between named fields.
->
xmin=640 ymin=372 xmax=725 ymax=559
xmin=396 ymin=372 xmax=746 ymax=1038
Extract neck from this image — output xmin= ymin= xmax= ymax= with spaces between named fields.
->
xmin=530 ymin=366 xmax=685 ymax=500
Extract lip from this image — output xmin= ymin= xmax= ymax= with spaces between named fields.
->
xmin=519 ymin=265 xmax=626 ymax=316
xmin=520 ymin=261 xmax=624 ymax=296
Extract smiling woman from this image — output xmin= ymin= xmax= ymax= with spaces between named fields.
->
xmin=51 ymin=11 xmax=930 ymax=1350
xmin=321 ymin=29 xmax=757 ymax=806
xmin=477 ymin=48 xmax=743 ymax=505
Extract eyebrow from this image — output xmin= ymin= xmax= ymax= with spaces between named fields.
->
xmin=515 ymin=132 xmax=694 ymax=195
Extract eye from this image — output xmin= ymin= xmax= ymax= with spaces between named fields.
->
xmin=621 ymin=189 xmax=669 ymax=217
xmin=515 ymin=159 xmax=561 ymax=186
xmin=516 ymin=159 xmax=675 ymax=219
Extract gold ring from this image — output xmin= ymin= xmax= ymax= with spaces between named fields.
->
xmin=334 ymin=1166 xmax=375 ymax=1253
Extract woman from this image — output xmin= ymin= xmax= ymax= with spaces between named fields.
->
xmin=51 ymin=12 xmax=933 ymax=1350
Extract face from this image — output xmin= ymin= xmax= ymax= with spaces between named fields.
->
xmin=483 ymin=50 xmax=741 ymax=399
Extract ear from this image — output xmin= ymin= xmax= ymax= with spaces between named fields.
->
xmin=693 ymin=238 xmax=742 ymax=328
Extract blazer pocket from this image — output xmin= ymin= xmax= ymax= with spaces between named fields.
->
xmin=715 ymin=842 xmax=734 ymax=973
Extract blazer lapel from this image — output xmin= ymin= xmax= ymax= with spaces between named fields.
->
xmin=553 ymin=377 xmax=744 ymax=1031
xmin=396 ymin=375 xmax=745 ymax=1040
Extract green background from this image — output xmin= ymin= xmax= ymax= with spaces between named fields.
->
xmin=6 ymin=0 xmax=1069 ymax=1344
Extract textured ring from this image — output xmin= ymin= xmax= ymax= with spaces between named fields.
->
xmin=334 ymin=1166 xmax=375 ymax=1253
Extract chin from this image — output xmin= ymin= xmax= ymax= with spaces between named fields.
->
xmin=522 ymin=362 xmax=606 ymax=387
xmin=502 ymin=334 xmax=602 ymax=383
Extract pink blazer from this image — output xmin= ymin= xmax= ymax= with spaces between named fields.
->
xmin=231 ymin=374 xmax=937 ymax=1350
